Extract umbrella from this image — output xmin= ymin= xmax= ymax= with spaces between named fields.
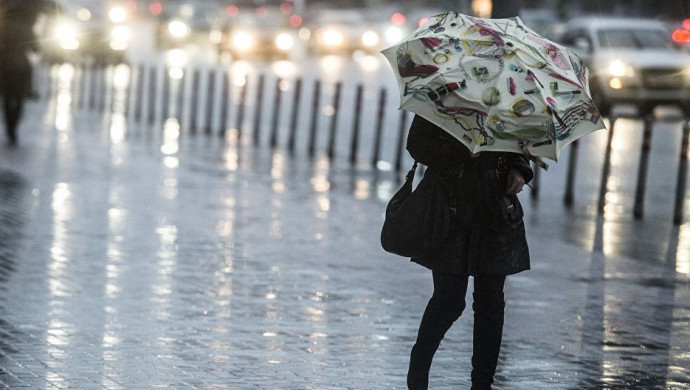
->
xmin=381 ymin=11 xmax=606 ymax=166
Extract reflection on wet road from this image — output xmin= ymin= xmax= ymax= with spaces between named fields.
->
xmin=0 ymin=73 xmax=688 ymax=388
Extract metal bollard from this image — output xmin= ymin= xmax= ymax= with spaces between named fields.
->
xmin=349 ymin=84 xmax=363 ymax=166
xmin=79 ymin=65 xmax=89 ymax=110
xmin=190 ymin=69 xmax=201 ymax=133
xmin=161 ymin=67 xmax=171 ymax=120
xmin=89 ymin=66 xmax=99 ymax=110
xmin=371 ymin=88 xmax=386 ymax=168
xmin=633 ymin=115 xmax=653 ymax=219
xmin=395 ymin=109 xmax=408 ymax=172
xmin=253 ymin=74 xmax=265 ymax=145
xmin=175 ymin=68 xmax=186 ymax=125
xmin=308 ymin=80 xmax=321 ymax=158
xmin=597 ymin=115 xmax=617 ymax=214
xmin=219 ymin=70 xmax=230 ymax=137
xmin=287 ymin=78 xmax=302 ymax=153
xmin=205 ymin=69 xmax=216 ymax=135
xmin=147 ymin=66 xmax=158 ymax=124
xmin=235 ymin=75 xmax=248 ymax=140
xmin=134 ymin=64 xmax=145 ymax=122
xmin=270 ymin=78 xmax=282 ymax=148
xmin=327 ymin=82 xmax=342 ymax=160
xmin=674 ymin=120 xmax=689 ymax=225
xmin=563 ymin=140 xmax=579 ymax=206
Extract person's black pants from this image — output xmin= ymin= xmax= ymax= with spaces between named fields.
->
xmin=407 ymin=271 xmax=506 ymax=390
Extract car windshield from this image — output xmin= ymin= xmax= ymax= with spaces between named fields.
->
xmin=597 ymin=28 xmax=677 ymax=49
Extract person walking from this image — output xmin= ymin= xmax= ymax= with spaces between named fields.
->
xmin=0 ymin=0 xmax=42 ymax=145
xmin=405 ymin=115 xmax=533 ymax=390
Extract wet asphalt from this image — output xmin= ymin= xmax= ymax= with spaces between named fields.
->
xmin=0 ymin=99 xmax=688 ymax=389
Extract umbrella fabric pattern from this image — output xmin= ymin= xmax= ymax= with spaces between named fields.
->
xmin=381 ymin=11 xmax=606 ymax=162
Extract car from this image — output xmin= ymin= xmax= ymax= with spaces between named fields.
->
xmin=155 ymin=3 xmax=224 ymax=50
xmin=38 ymin=2 xmax=130 ymax=66
xmin=215 ymin=8 xmax=299 ymax=60
xmin=559 ymin=17 xmax=690 ymax=116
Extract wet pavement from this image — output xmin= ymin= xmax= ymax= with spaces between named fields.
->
xmin=0 ymin=100 xmax=688 ymax=389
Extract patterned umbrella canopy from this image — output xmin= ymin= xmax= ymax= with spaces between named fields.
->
xmin=381 ymin=12 xmax=606 ymax=163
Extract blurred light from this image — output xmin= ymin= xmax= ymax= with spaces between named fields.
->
xmin=280 ymin=2 xmax=292 ymax=15
xmin=472 ymin=0 xmax=492 ymax=18
xmin=256 ymin=6 xmax=268 ymax=18
xmin=126 ymin=1 xmax=137 ymax=13
xmin=608 ymin=60 xmax=628 ymax=77
xmin=385 ymin=26 xmax=404 ymax=45
xmin=149 ymin=1 xmax=162 ymax=16
xmin=109 ymin=6 xmax=127 ymax=23
xmin=76 ymin=8 xmax=91 ymax=21
xmin=672 ymin=28 xmax=690 ymax=44
xmin=298 ymin=27 xmax=310 ymax=40
xmin=290 ymin=15 xmax=303 ymax=28
xmin=361 ymin=30 xmax=379 ymax=47
xmin=168 ymin=20 xmax=190 ymax=39
xmin=54 ymin=22 xmax=80 ymax=50
xmin=179 ymin=4 xmax=194 ymax=18
xmin=391 ymin=12 xmax=406 ymax=25
xmin=271 ymin=61 xmax=297 ymax=79
xmin=233 ymin=32 xmax=254 ymax=51
xmin=110 ymin=26 xmax=130 ymax=51
xmin=418 ymin=17 xmax=429 ymax=27
xmin=275 ymin=33 xmax=294 ymax=51
xmin=165 ymin=48 xmax=188 ymax=67
xmin=322 ymin=29 xmax=344 ymax=47
xmin=609 ymin=77 xmax=623 ymax=89
xmin=169 ymin=67 xmax=184 ymax=80
xmin=209 ymin=29 xmax=223 ymax=44
xmin=226 ymin=5 xmax=239 ymax=17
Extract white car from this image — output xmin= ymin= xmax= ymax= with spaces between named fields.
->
xmin=560 ymin=17 xmax=690 ymax=116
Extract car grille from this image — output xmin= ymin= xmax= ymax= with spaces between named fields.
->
xmin=642 ymin=68 xmax=687 ymax=90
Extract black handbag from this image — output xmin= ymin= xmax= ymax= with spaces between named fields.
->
xmin=380 ymin=162 xmax=452 ymax=258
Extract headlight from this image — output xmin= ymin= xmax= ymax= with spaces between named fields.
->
xmin=361 ymin=30 xmax=379 ymax=47
xmin=385 ymin=26 xmax=404 ymax=45
xmin=322 ymin=29 xmax=344 ymax=47
xmin=110 ymin=26 xmax=130 ymax=51
xmin=275 ymin=33 xmax=294 ymax=51
xmin=608 ymin=60 xmax=633 ymax=77
xmin=108 ymin=6 xmax=127 ymax=24
xmin=233 ymin=32 xmax=254 ymax=51
xmin=168 ymin=20 xmax=190 ymax=39
xmin=54 ymin=22 xmax=80 ymax=50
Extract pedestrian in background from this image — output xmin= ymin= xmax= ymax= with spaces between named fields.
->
xmin=405 ymin=115 xmax=533 ymax=390
xmin=0 ymin=0 xmax=42 ymax=145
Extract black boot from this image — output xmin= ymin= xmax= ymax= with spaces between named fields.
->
xmin=407 ymin=343 xmax=432 ymax=390
xmin=470 ymin=291 xmax=505 ymax=389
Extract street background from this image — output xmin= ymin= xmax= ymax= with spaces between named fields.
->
xmin=0 ymin=0 xmax=689 ymax=388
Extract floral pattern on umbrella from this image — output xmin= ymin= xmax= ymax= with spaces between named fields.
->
xmin=382 ymin=11 xmax=607 ymax=163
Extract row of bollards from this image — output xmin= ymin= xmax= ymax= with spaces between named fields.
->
xmin=564 ymin=114 xmax=689 ymax=225
xmin=42 ymin=62 xmax=689 ymax=225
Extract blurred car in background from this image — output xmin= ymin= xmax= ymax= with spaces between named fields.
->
xmin=305 ymin=9 xmax=392 ymax=55
xmin=39 ymin=1 xmax=131 ymax=66
xmin=155 ymin=2 xmax=223 ymax=50
xmin=560 ymin=17 xmax=690 ymax=116
xmin=214 ymin=7 xmax=299 ymax=60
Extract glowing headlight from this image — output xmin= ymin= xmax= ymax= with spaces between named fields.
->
xmin=54 ymin=22 xmax=80 ymax=50
xmin=322 ymin=29 xmax=344 ymax=47
xmin=608 ymin=60 xmax=632 ymax=77
xmin=275 ymin=33 xmax=294 ymax=51
xmin=233 ymin=32 xmax=254 ymax=51
xmin=108 ymin=6 xmax=127 ymax=24
xmin=110 ymin=26 xmax=130 ymax=51
xmin=361 ymin=30 xmax=379 ymax=47
xmin=168 ymin=20 xmax=190 ymax=39
xmin=385 ymin=26 xmax=404 ymax=45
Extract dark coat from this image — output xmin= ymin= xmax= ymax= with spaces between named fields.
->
xmin=406 ymin=115 xmax=533 ymax=276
